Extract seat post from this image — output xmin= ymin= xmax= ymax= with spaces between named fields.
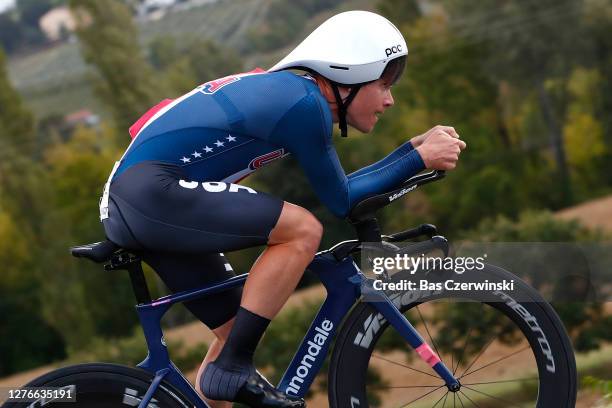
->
xmin=127 ymin=260 xmax=152 ymax=305
xmin=105 ymin=251 xmax=152 ymax=305
xmin=352 ymin=217 xmax=383 ymax=243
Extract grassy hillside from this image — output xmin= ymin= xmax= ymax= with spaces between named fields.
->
xmin=7 ymin=0 xmax=374 ymax=119
xmin=138 ymin=0 xmax=271 ymax=48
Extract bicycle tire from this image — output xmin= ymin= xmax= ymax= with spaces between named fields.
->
xmin=1 ymin=363 xmax=193 ymax=408
xmin=328 ymin=264 xmax=577 ymax=407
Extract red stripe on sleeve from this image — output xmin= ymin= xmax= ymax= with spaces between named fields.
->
xmin=129 ymin=98 xmax=174 ymax=139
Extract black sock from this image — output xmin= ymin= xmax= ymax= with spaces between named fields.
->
xmin=200 ymin=307 xmax=271 ymax=401
xmin=215 ymin=306 xmax=271 ymax=368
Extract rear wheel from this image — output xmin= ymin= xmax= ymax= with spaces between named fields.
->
xmin=328 ymin=264 xmax=577 ymax=407
xmin=2 ymin=363 xmax=192 ymax=407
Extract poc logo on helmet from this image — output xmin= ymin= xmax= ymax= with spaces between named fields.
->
xmin=385 ymin=44 xmax=402 ymax=57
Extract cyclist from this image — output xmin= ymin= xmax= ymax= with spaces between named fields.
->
xmin=99 ymin=10 xmax=465 ymax=408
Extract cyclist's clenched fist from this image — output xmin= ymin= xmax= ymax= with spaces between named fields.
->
xmin=414 ymin=125 xmax=466 ymax=170
xmin=410 ymin=125 xmax=460 ymax=148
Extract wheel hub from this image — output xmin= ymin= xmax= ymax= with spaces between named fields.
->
xmin=447 ymin=381 xmax=461 ymax=392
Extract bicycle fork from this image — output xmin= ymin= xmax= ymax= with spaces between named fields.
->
xmin=361 ymin=281 xmax=461 ymax=392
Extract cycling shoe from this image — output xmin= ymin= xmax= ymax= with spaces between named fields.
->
xmin=201 ymin=362 xmax=305 ymax=407
xmin=235 ymin=370 xmax=306 ymax=408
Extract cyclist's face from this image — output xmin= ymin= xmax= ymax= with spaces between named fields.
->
xmin=346 ymin=78 xmax=395 ymax=133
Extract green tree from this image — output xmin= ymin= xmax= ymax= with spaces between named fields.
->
xmin=18 ymin=0 xmax=54 ymax=28
xmin=248 ymin=1 xmax=307 ymax=52
xmin=442 ymin=0 xmax=587 ymax=205
xmin=149 ymin=36 xmax=243 ymax=95
xmin=0 ymin=46 xmax=68 ymax=375
xmin=149 ymin=36 xmax=179 ymax=71
xmin=185 ymin=39 xmax=243 ymax=84
xmin=248 ymin=0 xmax=344 ymax=53
xmin=16 ymin=0 xmax=53 ymax=47
xmin=583 ymin=0 xmax=612 ymax=188
xmin=0 ymin=57 xmax=45 ymax=252
xmin=0 ymin=47 xmax=35 ymax=155
xmin=0 ymin=47 xmax=43 ymax=238
xmin=0 ymin=159 xmax=69 ymax=376
xmin=377 ymin=0 xmax=421 ymax=24
xmin=69 ymin=0 xmax=160 ymax=137
xmin=0 ymin=14 xmax=23 ymax=53
xmin=563 ymin=67 xmax=606 ymax=198
xmin=43 ymin=124 xmax=139 ymax=339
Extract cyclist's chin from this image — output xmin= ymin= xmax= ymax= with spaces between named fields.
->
xmin=349 ymin=119 xmax=377 ymax=134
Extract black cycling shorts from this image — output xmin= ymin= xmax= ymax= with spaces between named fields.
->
xmin=102 ymin=161 xmax=284 ymax=328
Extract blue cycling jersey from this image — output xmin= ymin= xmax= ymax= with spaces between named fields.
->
xmin=114 ymin=70 xmax=425 ymax=218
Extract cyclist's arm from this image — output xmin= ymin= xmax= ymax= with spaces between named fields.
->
xmin=346 ymin=147 xmax=424 ymax=203
xmin=271 ymin=95 xmax=424 ymax=218
xmin=347 ymin=140 xmax=415 ymax=179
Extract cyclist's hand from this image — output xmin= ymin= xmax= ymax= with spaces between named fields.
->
xmin=410 ymin=125 xmax=461 ymax=148
xmin=415 ymin=127 xmax=466 ymax=170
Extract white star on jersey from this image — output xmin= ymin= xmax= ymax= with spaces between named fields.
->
xmin=180 ymin=157 xmax=191 ymax=163
xmin=203 ymin=146 xmax=213 ymax=153
xmin=226 ymin=135 xmax=236 ymax=142
xmin=192 ymin=151 xmax=202 ymax=158
xmin=214 ymin=140 xmax=225 ymax=147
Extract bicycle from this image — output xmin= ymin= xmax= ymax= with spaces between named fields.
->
xmin=3 ymin=170 xmax=577 ymax=407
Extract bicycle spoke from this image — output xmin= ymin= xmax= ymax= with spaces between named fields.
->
xmin=448 ymin=316 xmax=454 ymax=378
xmin=453 ymin=303 xmax=482 ymax=375
xmin=398 ymin=385 xmax=446 ymax=407
xmin=369 ymin=384 xmax=442 ymax=390
xmin=462 ymin=377 xmax=539 ymax=386
xmin=457 ymin=331 xmax=497 ymax=379
xmin=432 ymin=390 xmax=450 ymax=408
xmin=442 ymin=391 xmax=449 ymax=408
xmin=460 ymin=345 xmax=531 ymax=379
xmin=456 ymin=392 xmax=467 ymax=408
xmin=459 ymin=390 xmax=482 ymax=408
xmin=463 ymin=385 xmax=525 ymax=408
xmin=371 ymin=353 xmax=440 ymax=379
xmin=416 ymin=305 xmax=443 ymax=362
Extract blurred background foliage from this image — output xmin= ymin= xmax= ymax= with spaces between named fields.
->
xmin=0 ymin=0 xmax=611 ymax=390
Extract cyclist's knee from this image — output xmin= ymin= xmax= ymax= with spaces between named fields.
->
xmin=295 ymin=214 xmax=323 ymax=255
xmin=270 ymin=203 xmax=323 ymax=254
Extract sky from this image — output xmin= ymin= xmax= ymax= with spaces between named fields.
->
xmin=0 ymin=0 xmax=16 ymax=14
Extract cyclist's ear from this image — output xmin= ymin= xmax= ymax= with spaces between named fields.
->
xmin=314 ymin=74 xmax=344 ymax=106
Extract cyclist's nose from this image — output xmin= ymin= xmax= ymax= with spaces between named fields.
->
xmin=383 ymin=89 xmax=394 ymax=108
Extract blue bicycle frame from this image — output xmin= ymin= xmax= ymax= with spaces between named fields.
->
xmin=133 ymin=247 xmax=460 ymax=408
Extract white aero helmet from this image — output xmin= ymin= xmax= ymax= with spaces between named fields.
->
xmin=269 ymin=10 xmax=408 ymax=136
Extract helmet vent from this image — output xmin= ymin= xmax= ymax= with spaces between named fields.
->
xmin=329 ymin=65 xmax=349 ymax=70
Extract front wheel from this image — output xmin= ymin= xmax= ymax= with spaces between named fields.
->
xmin=1 ymin=363 xmax=193 ymax=408
xmin=328 ymin=264 xmax=577 ymax=407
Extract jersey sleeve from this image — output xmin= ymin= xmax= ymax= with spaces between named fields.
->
xmin=348 ymin=140 xmax=415 ymax=178
xmin=270 ymin=94 xmax=425 ymax=218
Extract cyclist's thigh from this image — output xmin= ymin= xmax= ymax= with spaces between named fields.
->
xmin=142 ymin=251 xmax=241 ymax=329
xmin=268 ymin=201 xmax=322 ymax=245
xmin=102 ymin=161 xmax=284 ymax=253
